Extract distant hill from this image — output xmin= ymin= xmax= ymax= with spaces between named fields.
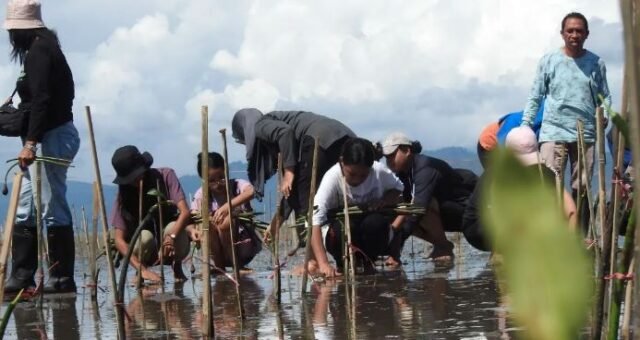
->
xmin=427 ymin=147 xmax=482 ymax=175
xmin=1 ymin=148 xmax=615 ymax=226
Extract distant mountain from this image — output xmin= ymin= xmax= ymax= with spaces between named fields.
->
xmin=427 ymin=147 xmax=482 ymax=175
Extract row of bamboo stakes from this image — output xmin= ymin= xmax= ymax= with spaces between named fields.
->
xmin=0 ymin=103 xmax=361 ymax=339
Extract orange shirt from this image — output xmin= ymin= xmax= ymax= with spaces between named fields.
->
xmin=478 ymin=122 xmax=500 ymax=151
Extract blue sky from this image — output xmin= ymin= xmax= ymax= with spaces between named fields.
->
xmin=0 ymin=0 xmax=625 ymax=183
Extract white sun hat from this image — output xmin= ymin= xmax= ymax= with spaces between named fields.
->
xmin=505 ymin=126 xmax=540 ymax=166
xmin=4 ymin=0 xmax=45 ymax=30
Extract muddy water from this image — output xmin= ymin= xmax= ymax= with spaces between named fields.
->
xmin=2 ymin=237 xmax=516 ymax=339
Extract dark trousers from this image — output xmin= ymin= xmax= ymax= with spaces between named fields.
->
xmin=477 ymin=142 xmax=491 ymax=170
xmin=325 ymin=213 xmax=392 ymax=266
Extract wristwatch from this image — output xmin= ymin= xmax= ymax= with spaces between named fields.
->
xmin=23 ymin=143 xmax=37 ymax=153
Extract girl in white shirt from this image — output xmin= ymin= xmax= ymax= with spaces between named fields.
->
xmin=310 ymin=138 xmax=404 ymax=277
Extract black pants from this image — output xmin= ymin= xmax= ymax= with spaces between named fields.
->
xmin=286 ymin=136 xmax=349 ymax=217
xmin=325 ymin=213 xmax=392 ymax=266
xmin=477 ymin=142 xmax=491 ymax=170
xmin=461 ymin=175 xmax=491 ymax=251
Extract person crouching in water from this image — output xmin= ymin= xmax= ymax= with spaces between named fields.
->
xmin=110 ymin=146 xmax=201 ymax=283
xmin=309 ymin=138 xmax=404 ymax=277
xmin=190 ymin=152 xmax=262 ymax=271
xmin=380 ymin=133 xmax=477 ymax=266
xmin=461 ymin=126 xmax=577 ymax=252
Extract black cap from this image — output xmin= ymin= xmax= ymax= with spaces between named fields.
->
xmin=111 ymin=145 xmax=153 ymax=185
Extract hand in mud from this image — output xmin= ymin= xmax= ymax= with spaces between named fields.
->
xmin=318 ymin=262 xmax=341 ymax=279
xmin=141 ymin=268 xmax=161 ymax=283
xmin=213 ymin=203 xmax=230 ymax=225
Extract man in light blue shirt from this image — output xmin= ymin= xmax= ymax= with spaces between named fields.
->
xmin=521 ymin=12 xmax=611 ymax=229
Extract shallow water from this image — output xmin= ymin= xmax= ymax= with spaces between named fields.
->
xmin=2 ymin=237 xmax=517 ymax=339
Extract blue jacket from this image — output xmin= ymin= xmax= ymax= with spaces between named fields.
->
xmin=496 ymin=102 xmax=544 ymax=145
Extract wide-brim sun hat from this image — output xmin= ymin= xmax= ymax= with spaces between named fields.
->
xmin=111 ymin=145 xmax=154 ymax=185
xmin=381 ymin=132 xmax=413 ymax=155
xmin=4 ymin=0 xmax=45 ymax=30
xmin=505 ymin=126 xmax=540 ymax=166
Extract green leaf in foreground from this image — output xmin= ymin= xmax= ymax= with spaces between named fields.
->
xmin=0 ymin=289 xmax=24 ymax=339
xmin=481 ymin=149 xmax=592 ymax=340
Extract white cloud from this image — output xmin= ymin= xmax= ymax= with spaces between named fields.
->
xmin=0 ymin=0 xmax=625 ymax=184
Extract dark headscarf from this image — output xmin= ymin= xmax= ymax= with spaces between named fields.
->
xmin=231 ymin=108 xmax=276 ymax=200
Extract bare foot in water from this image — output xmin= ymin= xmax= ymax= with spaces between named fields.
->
xmin=173 ymin=263 xmax=188 ymax=282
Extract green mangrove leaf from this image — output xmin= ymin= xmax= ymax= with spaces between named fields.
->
xmin=610 ymin=113 xmax=630 ymax=143
xmin=0 ymin=288 xmax=24 ymax=338
xmin=599 ymin=93 xmax=629 ymax=142
xmin=481 ymin=149 xmax=592 ymax=340
xmin=146 ymin=188 xmax=166 ymax=200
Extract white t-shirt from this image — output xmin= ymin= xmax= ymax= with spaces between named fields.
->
xmin=312 ymin=161 xmax=404 ymax=226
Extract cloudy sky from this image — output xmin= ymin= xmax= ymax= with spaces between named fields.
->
xmin=0 ymin=0 xmax=625 ymax=183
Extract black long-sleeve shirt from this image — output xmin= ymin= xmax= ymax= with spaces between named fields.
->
xmin=400 ymin=155 xmax=471 ymax=226
xmin=254 ymin=111 xmax=355 ymax=169
xmin=16 ymin=36 xmax=74 ymax=142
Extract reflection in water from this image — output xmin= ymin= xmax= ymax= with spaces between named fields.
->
xmin=306 ymin=268 xmax=505 ymax=339
xmin=2 ymin=241 xmax=515 ymax=339
xmin=12 ymin=295 xmax=80 ymax=340
xmin=126 ymin=282 xmax=200 ymax=339
xmin=212 ymin=277 xmax=264 ymax=339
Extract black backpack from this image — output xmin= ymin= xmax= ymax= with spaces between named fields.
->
xmin=0 ymin=89 xmax=29 ymax=137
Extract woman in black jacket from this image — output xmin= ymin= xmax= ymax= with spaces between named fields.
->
xmin=4 ymin=0 xmax=80 ymax=294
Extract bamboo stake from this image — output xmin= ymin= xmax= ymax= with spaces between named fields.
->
xmin=555 ymin=145 xmax=565 ymax=208
xmin=271 ymin=154 xmax=283 ymax=304
xmin=81 ymin=206 xmax=90 ymax=277
xmin=605 ymin=74 xmax=629 ymax=340
xmin=579 ymin=120 xmax=603 ymax=338
xmin=84 ymin=106 xmax=125 ymax=339
xmin=82 ymin=205 xmax=96 ymax=300
xmin=200 ymin=106 xmax=214 ymax=337
xmin=622 ymin=258 xmax=635 ymax=340
xmin=591 ymin=106 xmax=608 ymax=339
xmin=0 ymin=172 xmax=23 ymax=306
xmin=90 ymin=183 xmax=100 ymax=295
xmin=577 ymin=122 xmax=596 ymax=240
xmin=301 ymin=138 xmax=320 ymax=293
xmin=35 ymin=161 xmax=44 ymax=308
xmin=137 ymin=178 xmax=143 ymax=289
xmin=156 ymin=179 xmax=165 ymax=288
xmin=219 ymin=128 xmax=245 ymax=319
xmin=619 ymin=0 xmax=640 ymax=334
xmin=577 ymin=120 xmax=583 ymax=232
xmin=340 ymin=175 xmax=356 ymax=280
